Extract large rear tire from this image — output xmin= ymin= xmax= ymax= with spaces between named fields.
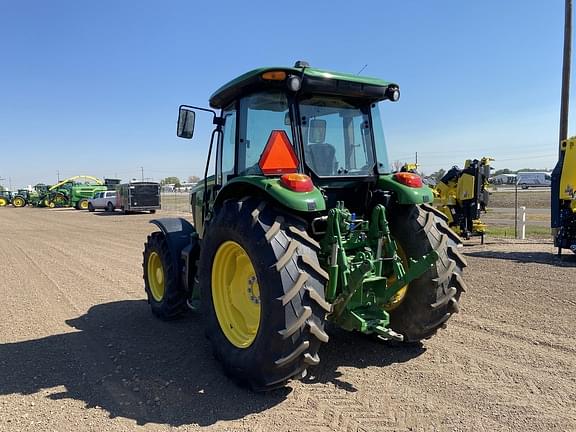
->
xmin=0 ymin=197 xmax=7 ymax=207
xmin=143 ymin=232 xmax=188 ymax=320
xmin=199 ymin=198 xmax=330 ymax=391
xmin=386 ymin=204 xmax=468 ymax=342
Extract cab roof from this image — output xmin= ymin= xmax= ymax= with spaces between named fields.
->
xmin=209 ymin=64 xmax=396 ymax=109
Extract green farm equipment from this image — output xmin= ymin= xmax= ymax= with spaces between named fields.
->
xmin=44 ymin=176 xmax=107 ymax=209
xmin=11 ymin=189 xmax=30 ymax=208
xmin=0 ymin=190 xmax=13 ymax=207
xmin=28 ymin=184 xmax=51 ymax=207
xmin=142 ymin=62 xmax=467 ymax=390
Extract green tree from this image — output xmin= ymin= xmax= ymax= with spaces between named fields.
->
xmin=493 ymin=168 xmax=513 ymax=175
xmin=161 ymin=176 xmax=181 ymax=188
xmin=430 ymin=168 xmax=446 ymax=182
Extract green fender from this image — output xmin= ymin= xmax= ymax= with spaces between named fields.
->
xmin=217 ymin=176 xmax=326 ymax=212
xmin=378 ymin=174 xmax=434 ymax=205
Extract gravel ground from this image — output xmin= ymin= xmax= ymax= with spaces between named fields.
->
xmin=0 ymin=207 xmax=575 ymax=431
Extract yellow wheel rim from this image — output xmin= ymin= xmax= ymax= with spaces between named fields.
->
xmin=147 ymin=251 xmax=165 ymax=302
xmin=80 ymin=200 xmax=88 ymax=209
xmin=383 ymin=243 xmax=410 ymax=311
xmin=48 ymin=201 xmax=55 ymax=208
xmin=0 ymin=198 xmax=6 ymax=206
xmin=13 ymin=197 xmax=25 ymax=207
xmin=212 ymin=241 xmax=261 ymax=349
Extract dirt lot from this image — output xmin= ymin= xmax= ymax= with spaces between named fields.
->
xmin=488 ymin=188 xmax=551 ymax=209
xmin=0 ymin=208 xmax=575 ymax=431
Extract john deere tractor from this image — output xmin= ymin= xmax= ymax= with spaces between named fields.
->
xmin=432 ymin=158 xmax=492 ymax=240
xmin=28 ymin=184 xmax=51 ymax=207
xmin=143 ymin=62 xmax=468 ymax=390
xmin=0 ymin=190 xmax=12 ymax=207
xmin=11 ymin=189 xmax=30 ymax=208
xmin=552 ymin=137 xmax=576 ymax=254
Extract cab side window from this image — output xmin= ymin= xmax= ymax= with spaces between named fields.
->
xmin=220 ymin=104 xmax=237 ymax=184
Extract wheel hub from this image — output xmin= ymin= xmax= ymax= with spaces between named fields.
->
xmin=212 ymin=241 xmax=261 ymax=349
xmin=147 ymin=251 xmax=165 ymax=302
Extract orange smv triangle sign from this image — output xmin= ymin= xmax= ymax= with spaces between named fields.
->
xmin=258 ymin=130 xmax=299 ymax=175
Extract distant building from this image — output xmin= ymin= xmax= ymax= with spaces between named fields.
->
xmin=176 ymin=182 xmax=197 ymax=191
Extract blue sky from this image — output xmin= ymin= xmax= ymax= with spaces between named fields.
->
xmin=0 ymin=1 xmax=570 ymax=188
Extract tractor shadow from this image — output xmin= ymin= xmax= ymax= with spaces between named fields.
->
xmin=0 ymin=300 xmax=288 ymax=427
xmin=306 ymin=327 xmax=426 ymax=392
xmin=0 ymin=300 xmax=425 ymax=426
xmin=465 ymin=250 xmax=576 ymax=266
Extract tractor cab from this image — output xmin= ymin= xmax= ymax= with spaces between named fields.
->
xmin=178 ymin=62 xmax=406 ymax=225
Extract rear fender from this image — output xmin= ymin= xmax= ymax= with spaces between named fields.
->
xmin=150 ymin=218 xmax=199 ymax=294
xmin=378 ymin=174 xmax=434 ymax=205
xmin=214 ymin=176 xmax=326 ymax=213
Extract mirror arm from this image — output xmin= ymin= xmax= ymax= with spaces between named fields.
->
xmin=202 ymin=126 xmax=223 ymax=223
xmin=179 ymin=104 xmax=218 ymax=119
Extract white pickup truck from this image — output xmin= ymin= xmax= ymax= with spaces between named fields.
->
xmin=88 ymin=190 xmax=117 ymax=212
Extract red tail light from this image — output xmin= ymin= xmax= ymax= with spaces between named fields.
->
xmin=280 ymin=173 xmax=314 ymax=192
xmin=259 ymin=130 xmax=299 ymax=175
xmin=394 ymin=172 xmax=423 ymax=188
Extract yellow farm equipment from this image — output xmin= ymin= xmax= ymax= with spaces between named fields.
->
xmin=552 ymin=137 xmax=576 ymax=254
xmin=432 ymin=158 xmax=493 ymax=240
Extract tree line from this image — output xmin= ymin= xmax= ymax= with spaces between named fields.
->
xmin=160 ymin=176 xmax=200 ymax=188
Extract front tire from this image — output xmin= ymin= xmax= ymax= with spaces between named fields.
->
xmin=88 ymin=202 xmax=95 ymax=212
xmin=143 ymin=232 xmax=187 ymax=320
xmin=199 ymin=198 xmax=330 ymax=391
xmin=12 ymin=197 xmax=26 ymax=208
xmin=386 ymin=204 xmax=468 ymax=342
xmin=77 ymin=199 xmax=89 ymax=210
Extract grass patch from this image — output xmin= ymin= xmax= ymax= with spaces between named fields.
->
xmin=486 ymin=225 xmax=552 ymax=239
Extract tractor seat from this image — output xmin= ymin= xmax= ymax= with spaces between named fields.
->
xmin=308 ymin=143 xmax=337 ymax=176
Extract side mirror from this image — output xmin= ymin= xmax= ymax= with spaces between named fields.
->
xmin=177 ymin=107 xmax=196 ymax=139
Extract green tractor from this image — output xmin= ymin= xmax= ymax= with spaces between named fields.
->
xmin=28 ymin=184 xmax=51 ymax=207
xmin=44 ymin=176 xmax=107 ymax=209
xmin=11 ymin=189 xmax=30 ymax=208
xmin=0 ymin=190 xmax=13 ymax=207
xmin=142 ymin=62 xmax=468 ymax=391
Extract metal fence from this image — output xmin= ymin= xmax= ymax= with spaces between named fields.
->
xmin=160 ymin=192 xmax=192 ymax=213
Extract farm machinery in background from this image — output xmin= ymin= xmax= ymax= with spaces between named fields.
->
xmin=11 ymin=189 xmax=32 ymax=207
xmin=1 ymin=177 xmax=119 ymax=209
xmin=30 ymin=176 xmax=107 ymax=209
xmin=48 ymin=176 xmax=107 ymax=209
xmin=0 ymin=190 xmax=13 ymax=207
xmin=431 ymin=158 xmax=493 ymax=240
xmin=0 ymin=189 xmax=32 ymax=207
xmin=141 ymin=61 xmax=468 ymax=391
xmin=552 ymin=137 xmax=576 ymax=254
